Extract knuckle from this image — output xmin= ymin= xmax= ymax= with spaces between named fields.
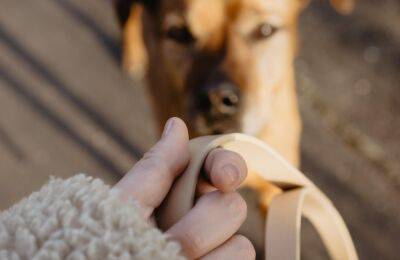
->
xmin=139 ymin=150 xmax=173 ymax=180
xmin=224 ymin=192 xmax=247 ymax=219
xmin=234 ymin=235 xmax=256 ymax=260
xmin=141 ymin=148 xmax=162 ymax=168
xmin=196 ymin=191 xmax=219 ymax=208
xmin=179 ymin=231 xmax=205 ymax=258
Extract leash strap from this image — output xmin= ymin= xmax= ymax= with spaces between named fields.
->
xmin=157 ymin=134 xmax=358 ymax=260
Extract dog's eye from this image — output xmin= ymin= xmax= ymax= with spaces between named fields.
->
xmin=165 ymin=25 xmax=195 ymax=44
xmin=253 ymin=23 xmax=278 ymax=40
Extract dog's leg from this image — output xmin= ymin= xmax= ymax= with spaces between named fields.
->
xmin=242 ymin=171 xmax=282 ymax=211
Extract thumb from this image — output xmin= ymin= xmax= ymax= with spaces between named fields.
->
xmin=115 ymin=117 xmax=190 ymax=218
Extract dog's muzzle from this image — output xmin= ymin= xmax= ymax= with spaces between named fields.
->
xmin=188 ymin=73 xmax=241 ymax=135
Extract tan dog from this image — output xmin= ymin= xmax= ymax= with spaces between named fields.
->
xmin=114 ymin=0 xmax=354 ymax=206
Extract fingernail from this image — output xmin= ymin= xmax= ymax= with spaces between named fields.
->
xmin=162 ymin=118 xmax=175 ymax=138
xmin=222 ymin=164 xmax=240 ymax=186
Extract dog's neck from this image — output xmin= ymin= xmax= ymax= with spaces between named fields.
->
xmin=257 ymin=66 xmax=301 ymax=166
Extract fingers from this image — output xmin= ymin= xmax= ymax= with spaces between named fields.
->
xmin=115 ymin=117 xmax=189 ymax=218
xmin=204 ymin=148 xmax=247 ymax=192
xmin=166 ymin=191 xmax=247 ymax=259
xmin=196 ymin=178 xmax=217 ymax=197
xmin=201 ymin=235 xmax=256 ymax=260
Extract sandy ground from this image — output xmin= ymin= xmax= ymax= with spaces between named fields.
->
xmin=0 ymin=0 xmax=399 ymax=259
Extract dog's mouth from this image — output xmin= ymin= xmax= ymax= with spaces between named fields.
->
xmin=189 ymin=114 xmax=241 ymax=136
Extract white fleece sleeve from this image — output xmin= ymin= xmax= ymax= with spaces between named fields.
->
xmin=0 ymin=174 xmax=185 ymax=260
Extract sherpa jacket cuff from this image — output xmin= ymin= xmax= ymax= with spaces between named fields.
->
xmin=0 ymin=174 xmax=184 ymax=260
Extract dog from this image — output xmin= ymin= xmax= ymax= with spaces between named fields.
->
xmin=114 ymin=0 xmax=354 ymax=207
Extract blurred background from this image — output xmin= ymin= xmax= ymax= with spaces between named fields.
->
xmin=0 ymin=0 xmax=399 ymax=259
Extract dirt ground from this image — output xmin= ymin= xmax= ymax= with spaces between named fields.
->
xmin=0 ymin=0 xmax=399 ymax=259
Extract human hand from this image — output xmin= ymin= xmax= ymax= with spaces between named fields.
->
xmin=115 ymin=117 xmax=255 ymax=259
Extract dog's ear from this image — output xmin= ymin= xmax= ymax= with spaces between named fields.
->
xmin=114 ymin=0 xmax=158 ymax=26
xmin=329 ymin=0 xmax=355 ymax=14
xmin=298 ymin=0 xmax=355 ymax=14
xmin=114 ymin=0 xmax=134 ymax=27
xmin=114 ymin=0 xmax=157 ymax=79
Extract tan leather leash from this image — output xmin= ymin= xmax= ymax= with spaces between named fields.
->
xmin=157 ymin=134 xmax=358 ymax=260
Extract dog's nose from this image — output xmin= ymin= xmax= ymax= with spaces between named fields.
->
xmin=195 ymin=81 xmax=240 ymax=118
xmin=190 ymin=78 xmax=241 ymax=134
xmin=207 ymin=83 xmax=239 ymax=115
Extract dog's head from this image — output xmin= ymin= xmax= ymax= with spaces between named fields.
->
xmin=115 ymin=0 xmax=354 ymax=136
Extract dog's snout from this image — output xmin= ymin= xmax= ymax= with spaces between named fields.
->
xmin=189 ymin=71 xmax=241 ymax=134
xmin=195 ymin=79 xmax=240 ymax=120
xmin=208 ymin=83 xmax=239 ymax=115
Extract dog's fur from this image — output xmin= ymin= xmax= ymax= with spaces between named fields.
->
xmin=114 ymin=0 xmax=354 ymax=207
